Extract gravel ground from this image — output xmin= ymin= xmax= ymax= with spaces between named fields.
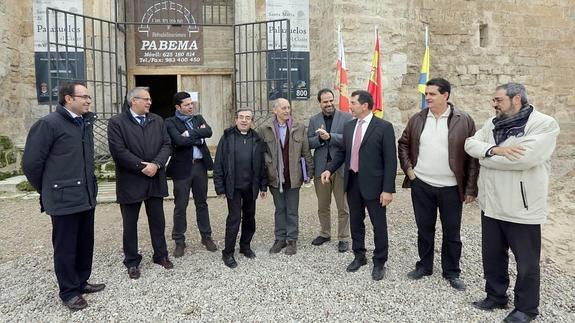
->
xmin=0 ymin=182 xmax=574 ymax=322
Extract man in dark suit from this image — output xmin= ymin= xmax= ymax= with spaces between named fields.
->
xmin=108 ymin=87 xmax=173 ymax=279
xmin=165 ymin=92 xmax=216 ymax=257
xmin=321 ymin=90 xmax=397 ymax=281
xmin=308 ymin=88 xmax=352 ymax=252
xmin=22 ymin=82 xmax=105 ymax=310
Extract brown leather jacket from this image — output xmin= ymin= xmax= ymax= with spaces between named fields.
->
xmin=397 ymin=104 xmax=479 ymax=201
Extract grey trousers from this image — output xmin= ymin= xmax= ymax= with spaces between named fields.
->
xmin=269 ymin=186 xmax=300 ymax=241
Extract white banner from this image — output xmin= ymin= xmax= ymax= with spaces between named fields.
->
xmin=266 ymin=0 xmax=309 ymax=52
xmin=33 ymin=0 xmax=84 ymax=52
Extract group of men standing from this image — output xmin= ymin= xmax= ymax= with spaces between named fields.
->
xmin=22 ymin=79 xmax=559 ymax=323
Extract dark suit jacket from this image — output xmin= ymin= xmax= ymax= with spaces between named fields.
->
xmin=307 ymin=109 xmax=353 ymax=177
xmin=107 ymin=110 xmax=171 ymax=204
xmin=165 ymin=114 xmax=214 ymax=180
xmin=22 ymin=105 xmax=97 ymax=215
xmin=328 ymin=115 xmax=397 ymax=200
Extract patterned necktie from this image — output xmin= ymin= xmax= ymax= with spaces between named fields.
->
xmin=136 ymin=116 xmax=145 ymax=126
xmin=350 ymin=119 xmax=364 ymax=172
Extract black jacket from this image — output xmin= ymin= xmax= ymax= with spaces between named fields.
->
xmin=328 ymin=116 xmax=397 ymax=200
xmin=22 ymin=105 xmax=97 ymax=216
xmin=107 ymin=110 xmax=171 ymax=204
xmin=165 ymin=114 xmax=214 ymax=180
xmin=213 ymin=127 xmax=267 ymax=200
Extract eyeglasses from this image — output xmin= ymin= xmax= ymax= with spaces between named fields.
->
xmin=237 ymin=115 xmax=252 ymax=121
xmin=72 ymin=95 xmax=92 ymax=100
xmin=135 ymin=97 xmax=152 ymax=102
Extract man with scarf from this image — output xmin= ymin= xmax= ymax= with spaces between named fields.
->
xmin=465 ymin=83 xmax=560 ymax=323
xmin=260 ymin=98 xmax=314 ymax=255
xmin=166 ymin=91 xmax=217 ymax=257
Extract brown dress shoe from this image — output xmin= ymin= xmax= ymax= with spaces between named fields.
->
xmin=285 ymin=241 xmax=297 ymax=255
xmin=154 ymin=257 xmax=174 ymax=269
xmin=201 ymin=237 xmax=218 ymax=252
xmin=81 ymin=283 xmax=106 ymax=294
xmin=128 ymin=266 xmax=140 ymax=279
xmin=269 ymin=240 xmax=287 ymax=253
xmin=63 ymin=295 xmax=88 ymax=311
xmin=174 ymin=242 xmax=186 ymax=258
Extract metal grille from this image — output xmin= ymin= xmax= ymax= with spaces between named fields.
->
xmin=123 ymin=0 xmax=234 ymax=26
xmin=234 ymin=19 xmax=291 ymax=128
xmin=46 ymin=7 xmax=126 ymax=162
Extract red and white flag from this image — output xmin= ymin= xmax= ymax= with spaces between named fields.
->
xmin=335 ymin=26 xmax=349 ymax=112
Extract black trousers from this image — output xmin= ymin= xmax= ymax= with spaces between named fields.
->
xmin=51 ymin=208 xmax=95 ymax=302
xmin=120 ymin=197 xmax=168 ymax=268
xmin=346 ymin=171 xmax=389 ymax=266
xmin=172 ymin=161 xmax=212 ymax=243
xmin=222 ymin=188 xmax=256 ymax=255
xmin=481 ymin=213 xmax=541 ymax=316
xmin=410 ymin=178 xmax=462 ymax=278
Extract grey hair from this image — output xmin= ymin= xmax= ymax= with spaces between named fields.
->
xmin=236 ymin=108 xmax=254 ymax=117
xmin=126 ymin=87 xmax=150 ymax=107
xmin=497 ymin=83 xmax=529 ymax=106
xmin=271 ymin=98 xmax=289 ymax=109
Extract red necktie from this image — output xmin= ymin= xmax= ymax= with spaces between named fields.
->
xmin=350 ymin=119 xmax=364 ymax=172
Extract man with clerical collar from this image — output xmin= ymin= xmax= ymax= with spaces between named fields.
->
xmin=213 ymin=108 xmax=268 ymax=268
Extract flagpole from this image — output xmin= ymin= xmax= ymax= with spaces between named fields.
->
xmin=425 ymin=25 xmax=428 ymax=47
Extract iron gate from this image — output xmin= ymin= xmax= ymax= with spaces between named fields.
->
xmin=46 ymin=7 xmax=127 ymax=163
xmin=234 ymin=19 xmax=291 ymax=128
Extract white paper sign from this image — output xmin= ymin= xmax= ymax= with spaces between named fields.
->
xmin=266 ymin=0 xmax=309 ymax=52
xmin=33 ymin=0 xmax=84 ymax=51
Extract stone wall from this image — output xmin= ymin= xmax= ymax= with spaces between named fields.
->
xmin=1 ymin=0 xmax=574 ymax=156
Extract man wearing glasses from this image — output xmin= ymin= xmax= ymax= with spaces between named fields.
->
xmin=213 ymin=108 xmax=268 ymax=268
xmin=23 ymin=82 xmax=105 ymax=310
xmin=165 ymin=91 xmax=216 ymax=257
xmin=108 ymin=86 xmax=173 ymax=279
xmin=465 ymin=83 xmax=560 ymax=322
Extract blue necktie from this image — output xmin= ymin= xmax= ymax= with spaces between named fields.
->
xmin=74 ymin=117 xmax=85 ymax=131
xmin=136 ymin=116 xmax=145 ymax=126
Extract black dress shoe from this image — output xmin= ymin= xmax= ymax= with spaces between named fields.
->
xmin=174 ymin=242 xmax=186 ymax=258
xmin=503 ymin=309 xmax=537 ymax=323
xmin=346 ymin=256 xmax=367 ymax=272
xmin=472 ymin=297 xmax=508 ymax=311
xmin=153 ymin=257 xmax=174 ymax=269
xmin=446 ymin=277 xmax=466 ymax=291
xmin=128 ymin=266 xmax=140 ymax=279
xmin=81 ymin=283 xmax=106 ymax=294
xmin=311 ymin=236 xmax=331 ymax=246
xmin=201 ymin=237 xmax=218 ymax=252
xmin=63 ymin=295 xmax=88 ymax=311
xmin=407 ymin=267 xmax=431 ymax=280
xmin=239 ymin=248 xmax=256 ymax=259
xmin=372 ymin=266 xmax=386 ymax=281
xmin=337 ymin=241 xmax=349 ymax=253
xmin=222 ymin=254 xmax=238 ymax=268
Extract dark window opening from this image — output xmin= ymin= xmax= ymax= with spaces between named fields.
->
xmin=135 ymin=75 xmax=177 ymax=119
xmin=480 ymin=24 xmax=488 ymax=48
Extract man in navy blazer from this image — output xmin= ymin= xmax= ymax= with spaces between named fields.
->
xmin=308 ymin=88 xmax=352 ymax=252
xmin=321 ymin=90 xmax=397 ymax=281
xmin=165 ymin=91 xmax=216 ymax=257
